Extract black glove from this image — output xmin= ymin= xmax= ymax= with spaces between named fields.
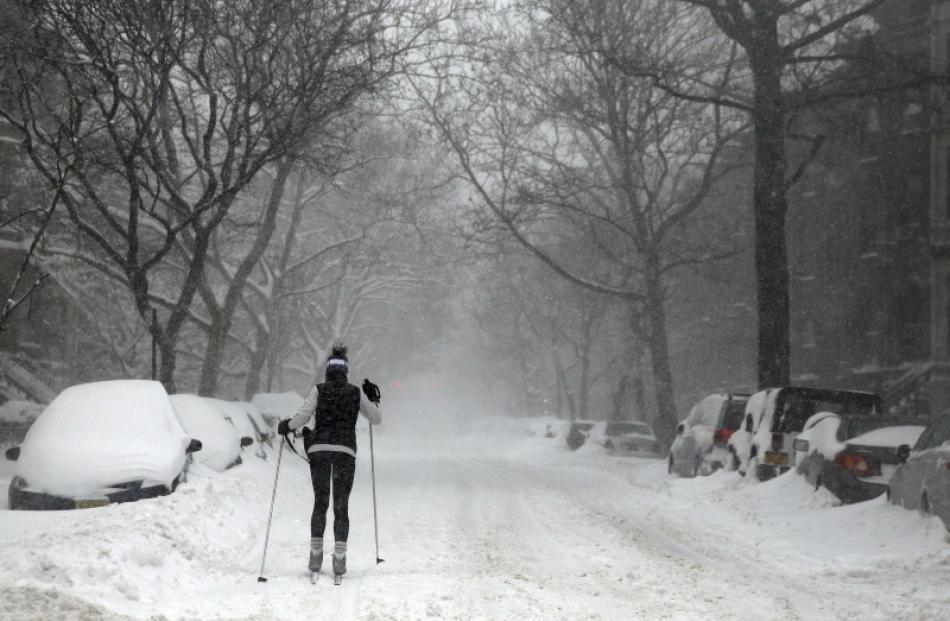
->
xmin=362 ymin=378 xmax=381 ymax=405
xmin=277 ymin=419 xmax=292 ymax=436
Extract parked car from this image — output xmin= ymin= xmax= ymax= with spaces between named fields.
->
xmin=5 ymin=380 xmax=201 ymax=510
xmin=566 ymin=420 xmax=596 ymax=450
xmin=233 ymin=401 xmax=276 ymax=448
xmin=793 ymin=412 xmax=925 ymax=503
xmin=730 ymin=387 xmax=883 ymax=481
xmin=169 ymin=395 xmax=249 ymax=472
xmin=888 ymin=413 xmax=950 ymax=530
xmin=205 ymin=398 xmax=269 ymax=460
xmin=590 ymin=421 xmax=661 ymax=456
xmin=669 ymin=393 xmax=748 ymax=477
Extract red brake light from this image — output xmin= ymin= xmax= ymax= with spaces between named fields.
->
xmin=834 ymin=453 xmax=876 ymax=477
xmin=771 ymin=433 xmax=784 ymax=451
xmin=713 ymin=428 xmax=733 ymax=444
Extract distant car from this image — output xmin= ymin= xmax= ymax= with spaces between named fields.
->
xmin=591 ymin=421 xmax=661 ymax=456
xmin=5 ymin=380 xmax=201 ymax=510
xmin=730 ymin=387 xmax=883 ymax=481
xmin=542 ymin=420 xmax=570 ymax=439
xmin=170 ymin=395 xmax=249 ymax=471
xmin=888 ymin=413 xmax=950 ymax=530
xmin=669 ymin=393 xmax=748 ymax=477
xmin=566 ymin=420 xmax=595 ymax=450
xmin=794 ymin=412 xmax=925 ymax=503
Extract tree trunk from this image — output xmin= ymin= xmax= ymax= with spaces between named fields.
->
xmin=750 ymin=42 xmax=791 ymax=389
xmin=243 ymin=327 xmax=269 ymax=400
xmin=198 ymin=158 xmax=293 ymax=396
xmin=643 ymin=262 xmax=677 ymax=449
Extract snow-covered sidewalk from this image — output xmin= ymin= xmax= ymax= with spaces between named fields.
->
xmin=0 ymin=420 xmax=948 ymax=620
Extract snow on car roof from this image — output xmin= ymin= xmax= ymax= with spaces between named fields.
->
xmin=15 ymin=380 xmax=190 ymax=497
xmin=847 ymin=425 xmax=926 ymax=448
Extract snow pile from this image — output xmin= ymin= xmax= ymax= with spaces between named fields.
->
xmin=169 ymin=395 xmax=241 ymax=472
xmin=0 ymin=400 xmax=44 ymax=425
xmin=15 ymin=381 xmax=190 ymax=497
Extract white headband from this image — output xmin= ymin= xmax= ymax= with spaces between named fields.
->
xmin=327 ymin=358 xmax=348 ymax=367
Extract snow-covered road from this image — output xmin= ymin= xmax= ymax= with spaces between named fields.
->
xmin=1 ymin=419 xmax=949 ymax=620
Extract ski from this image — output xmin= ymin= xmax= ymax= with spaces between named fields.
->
xmin=334 ymin=574 xmax=343 ymax=586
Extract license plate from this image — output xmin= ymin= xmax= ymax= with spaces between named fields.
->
xmin=763 ymin=451 xmax=789 ymax=466
xmin=75 ymin=498 xmax=109 ymax=509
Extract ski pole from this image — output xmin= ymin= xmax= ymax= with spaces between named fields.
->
xmin=257 ymin=436 xmax=285 ymax=582
xmin=369 ymin=423 xmax=384 ymax=564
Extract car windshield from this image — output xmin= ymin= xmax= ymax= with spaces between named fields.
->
xmin=573 ymin=422 xmax=594 ymax=432
xmin=774 ymin=389 xmax=881 ymax=433
xmin=721 ymin=402 xmax=746 ymax=430
xmin=606 ymin=422 xmax=651 ymax=436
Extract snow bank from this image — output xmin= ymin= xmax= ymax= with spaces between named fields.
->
xmin=169 ymin=395 xmax=241 ymax=472
xmin=15 ymin=381 xmax=190 ymax=497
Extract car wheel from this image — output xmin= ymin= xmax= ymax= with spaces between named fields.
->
xmin=921 ymin=491 xmax=932 ymax=515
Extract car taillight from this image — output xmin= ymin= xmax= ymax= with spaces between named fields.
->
xmin=771 ymin=433 xmax=783 ymax=451
xmin=834 ymin=453 xmax=877 ymax=477
xmin=713 ymin=428 xmax=733 ymax=444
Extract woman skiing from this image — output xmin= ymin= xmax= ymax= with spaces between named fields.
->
xmin=277 ymin=345 xmax=382 ymax=578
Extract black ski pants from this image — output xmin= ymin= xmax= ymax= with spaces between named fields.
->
xmin=308 ymin=451 xmax=356 ymax=542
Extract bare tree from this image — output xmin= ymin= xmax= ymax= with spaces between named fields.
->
xmin=414 ymin=0 xmax=745 ymax=445
xmin=617 ymin=0 xmax=930 ymax=387
xmin=0 ymin=0 xmax=442 ymax=392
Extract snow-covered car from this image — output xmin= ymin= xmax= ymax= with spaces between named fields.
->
xmin=251 ymin=392 xmax=304 ymax=427
xmin=542 ymin=420 xmax=571 ymax=439
xmin=233 ymin=401 xmax=276 ymax=446
xmin=793 ymin=412 xmax=925 ymax=503
xmin=888 ymin=414 xmax=950 ymax=530
xmin=730 ymin=386 xmax=883 ymax=481
xmin=205 ymin=398 xmax=269 ymax=460
xmin=169 ymin=395 xmax=248 ymax=472
xmin=566 ymin=420 xmax=596 ymax=450
xmin=5 ymin=380 xmax=201 ymax=510
xmin=669 ymin=393 xmax=748 ymax=477
xmin=590 ymin=421 xmax=661 ymax=456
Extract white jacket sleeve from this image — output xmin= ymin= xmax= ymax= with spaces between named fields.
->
xmin=360 ymin=392 xmax=382 ymax=425
xmin=288 ymin=385 xmax=317 ymax=431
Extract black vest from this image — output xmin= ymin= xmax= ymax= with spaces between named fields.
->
xmin=306 ymin=379 xmax=361 ymax=452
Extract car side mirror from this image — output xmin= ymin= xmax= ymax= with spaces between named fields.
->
xmin=5 ymin=446 xmax=20 ymax=461
xmin=186 ymin=438 xmax=203 ymax=454
xmin=793 ymin=439 xmax=809 ymax=452
xmin=676 ymin=423 xmax=684 ymax=435
xmin=896 ymin=444 xmax=911 ymax=464
xmin=240 ymin=436 xmax=253 ymax=448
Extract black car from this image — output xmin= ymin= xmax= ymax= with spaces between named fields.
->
xmin=795 ymin=413 xmax=925 ymax=503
